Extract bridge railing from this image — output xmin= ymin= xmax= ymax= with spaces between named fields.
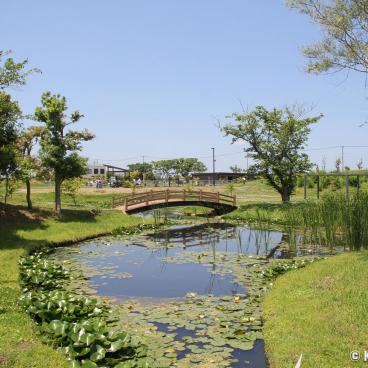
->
xmin=112 ymin=189 xmax=236 ymax=211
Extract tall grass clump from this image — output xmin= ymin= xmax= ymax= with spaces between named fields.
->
xmin=287 ymin=192 xmax=368 ymax=251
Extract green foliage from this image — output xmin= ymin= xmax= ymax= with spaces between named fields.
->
xmin=19 ymin=252 xmax=150 ymax=367
xmin=35 ymin=92 xmax=95 ymax=213
xmin=285 ymin=192 xmax=368 ymax=250
xmin=0 ymin=50 xmax=40 ymax=90
xmin=223 ymin=105 xmax=322 ymax=202
xmin=261 ymin=258 xmax=320 ymax=279
xmin=127 ymin=163 xmax=154 ymax=180
xmin=287 ymin=0 xmax=368 ymax=75
xmin=0 ymin=92 xmax=22 ymax=179
xmin=153 ymin=158 xmax=206 ymax=182
xmin=62 ymin=177 xmax=83 ymax=205
xmin=111 ymin=223 xmax=159 ymax=236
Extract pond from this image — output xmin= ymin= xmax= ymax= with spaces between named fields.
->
xmin=51 ymin=221 xmax=326 ymax=368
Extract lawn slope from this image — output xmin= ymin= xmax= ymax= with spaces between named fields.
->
xmin=263 ymin=252 xmax=368 ymax=368
xmin=0 ymin=207 xmax=141 ymax=368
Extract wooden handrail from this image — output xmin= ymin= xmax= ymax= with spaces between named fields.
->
xmin=112 ymin=189 xmax=236 ymax=211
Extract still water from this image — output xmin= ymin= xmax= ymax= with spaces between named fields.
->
xmin=51 ymin=222 xmax=313 ymax=368
xmin=52 ymin=223 xmax=285 ymax=300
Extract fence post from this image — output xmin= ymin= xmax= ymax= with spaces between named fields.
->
xmin=346 ymin=175 xmax=349 ymax=199
xmin=316 ymin=175 xmax=320 ymax=199
xmin=357 ymin=175 xmax=360 ymax=193
xmin=166 ymin=189 xmax=169 ymax=203
xmin=216 ymin=192 xmax=220 ymax=203
xmin=183 ymin=189 xmax=186 ymax=201
xmin=199 ymin=189 xmax=202 ymax=201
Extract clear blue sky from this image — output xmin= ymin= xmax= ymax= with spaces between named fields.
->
xmin=2 ymin=0 xmax=368 ymax=171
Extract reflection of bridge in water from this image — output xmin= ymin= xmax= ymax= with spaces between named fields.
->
xmin=112 ymin=189 xmax=237 ymax=215
xmin=146 ymin=223 xmax=237 ymax=248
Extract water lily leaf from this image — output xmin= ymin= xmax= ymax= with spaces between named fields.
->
xmin=89 ymin=344 xmax=106 ymax=362
xmin=80 ymin=360 xmax=99 ymax=368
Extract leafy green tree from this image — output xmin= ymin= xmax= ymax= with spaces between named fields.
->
xmin=35 ymin=92 xmax=94 ymax=214
xmin=176 ymin=158 xmax=207 ymax=181
xmin=222 ymin=105 xmax=322 ymax=202
xmin=0 ymin=92 xmax=22 ymax=187
xmin=17 ymin=125 xmax=44 ymax=209
xmin=153 ymin=158 xmax=206 ymax=183
xmin=0 ymin=50 xmax=40 ymax=89
xmin=153 ymin=160 xmax=175 ymax=180
xmin=0 ymin=50 xmax=39 ymax=208
xmin=127 ymin=162 xmax=154 ymax=180
xmin=287 ymin=0 xmax=368 ymax=75
xmin=62 ymin=177 xmax=83 ymax=206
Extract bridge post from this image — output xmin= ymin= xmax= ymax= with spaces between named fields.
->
xmin=124 ymin=198 xmax=127 ymax=212
xmin=183 ymin=189 xmax=186 ymax=201
xmin=199 ymin=189 xmax=202 ymax=201
xmin=145 ymin=191 xmax=149 ymax=206
xmin=216 ymin=191 xmax=220 ymax=203
xmin=166 ymin=189 xmax=169 ymax=203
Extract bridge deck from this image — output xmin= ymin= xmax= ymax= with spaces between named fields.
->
xmin=112 ymin=189 xmax=237 ymax=214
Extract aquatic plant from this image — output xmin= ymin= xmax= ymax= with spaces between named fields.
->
xmin=286 ymin=192 xmax=368 ymax=251
xmin=19 ymin=252 xmax=150 ymax=368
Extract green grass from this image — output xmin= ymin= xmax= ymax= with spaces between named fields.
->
xmin=263 ymin=251 xmax=368 ymax=368
xmin=0 ymin=206 xmax=143 ymax=368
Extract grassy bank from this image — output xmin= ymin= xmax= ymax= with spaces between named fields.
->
xmin=263 ymin=251 xmax=368 ymax=368
xmin=0 ymin=206 xmax=142 ymax=368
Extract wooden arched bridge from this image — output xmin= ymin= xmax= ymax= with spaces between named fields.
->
xmin=112 ymin=189 xmax=237 ymax=215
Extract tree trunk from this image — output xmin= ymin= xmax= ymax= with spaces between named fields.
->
xmin=281 ymin=185 xmax=291 ymax=203
xmin=4 ymin=176 xmax=8 ymax=210
xmin=26 ymin=179 xmax=32 ymax=210
xmin=55 ymin=177 xmax=62 ymax=214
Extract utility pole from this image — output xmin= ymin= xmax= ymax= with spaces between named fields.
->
xmin=142 ymin=155 xmax=145 ymax=186
xmin=341 ymin=146 xmax=344 ymax=171
xmin=211 ymin=147 xmax=216 ymax=186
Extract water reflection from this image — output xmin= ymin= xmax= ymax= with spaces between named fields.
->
xmin=147 ymin=223 xmax=284 ymax=257
xmin=53 ymin=242 xmax=245 ymax=299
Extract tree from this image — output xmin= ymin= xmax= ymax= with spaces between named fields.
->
xmin=222 ymin=105 xmax=322 ymax=202
xmin=357 ymin=158 xmax=363 ymax=170
xmin=287 ymin=0 xmax=368 ymax=75
xmin=17 ymin=125 xmax=44 ymax=209
xmin=0 ymin=50 xmax=39 ymax=208
xmin=335 ymin=157 xmax=341 ymax=172
xmin=35 ymin=92 xmax=94 ymax=214
xmin=153 ymin=160 xmax=176 ymax=180
xmin=127 ymin=162 xmax=154 ymax=180
xmin=153 ymin=158 xmax=207 ymax=183
xmin=62 ymin=177 xmax=83 ymax=206
xmin=176 ymin=158 xmax=207 ymax=181
xmin=0 ymin=50 xmax=40 ymax=89
xmin=0 ymin=92 xmax=22 ymax=201
xmin=230 ymin=165 xmax=244 ymax=173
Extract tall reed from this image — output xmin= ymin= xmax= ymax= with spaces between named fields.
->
xmin=287 ymin=192 xmax=368 ymax=251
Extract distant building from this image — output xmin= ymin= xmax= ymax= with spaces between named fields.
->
xmin=192 ymin=172 xmax=246 ymax=183
xmin=87 ymin=163 xmax=106 ymax=177
xmin=86 ymin=163 xmax=129 ymax=178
